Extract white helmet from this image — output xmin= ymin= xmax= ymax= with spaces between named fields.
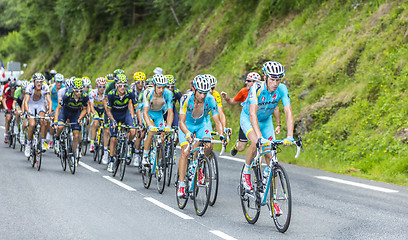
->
xmin=204 ymin=74 xmax=217 ymax=88
xmin=21 ymin=80 xmax=30 ymax=88
xmin=153 ymin=67 xmax=163 ymax=75
xmin=246 ymin=72 xmax=261 ymax=81
xmin=262 ymin=61 xmax=285 ymax=78
xmin=54 ymin=73 xmax=64 ymax=83
xmin=152 ymin=74 xmax=168 ymax=86
xmin=193 ymin=75 xmax=211 ymax=93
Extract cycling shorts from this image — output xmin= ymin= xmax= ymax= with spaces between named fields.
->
xmin=58 ymin=107 xmax=81 ymax=131
xmin=143 ymin=110 xmax=165 ymax=130
xmin=238 ymin=126 xmax=248 ymax=142
xmin=28 ymin=101 xmax=47 ymax=116
xmin=240 ymin=111 xmax=275 ymax=142
xmin=93 ymin=108 xmax=105 ymax=120
xmin=179 ymin=119 xmax=212 ymax=147
xmin=109 ymin=110 xmax=134 ymax=138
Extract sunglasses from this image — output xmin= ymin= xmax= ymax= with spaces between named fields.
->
xmin=35 ymin=80 xmax=43 ymax=83
xmin=74 ymin=89 xmax=82 ymax=93
xmin=98 ymin=85 xmax=106 ymax=88
xmin=246 ymin=80 xmax=255 ymax=83
xmin=269 ymin=77 xmax=282 ymax=81
xmin=117 ymin=84 xmax=126 ymax=88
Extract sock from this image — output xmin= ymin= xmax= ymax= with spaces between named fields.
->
xmin=178 ymin=181 xmax=185 ymax=187
xmin=143 ymin=150 xmax=149 ymax=157
xmin=109 ymin=156 xmax=114 ymax=162
xmin=90 ymin=140 xmax=94 ymax=145
xmin=243 ymin=164 xmax=251 ymax=174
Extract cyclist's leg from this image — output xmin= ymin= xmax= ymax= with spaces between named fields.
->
xmin=177 ymin=128 xmax=190 ymax=183
xmin=258 ymin=117 xmax=274 ymax=165
xmin=4 ymin=111 xmax=11 ymax=136
xmin=236 ymin=126 xmax=248 ymax=152
xmin=240 ymin=112 xmax=258 ymax=166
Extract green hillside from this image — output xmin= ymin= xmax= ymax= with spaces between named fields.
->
xmin=1 ymin=0 xmax=407 ymax=185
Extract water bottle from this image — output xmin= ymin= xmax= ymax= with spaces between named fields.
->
xmin=188 ymin=161 xmax=195 ymax=180
xmin=262 ymin=167 xmax=270 ymax=186
xmin=150 ymin=148 xmax=156 ymax=164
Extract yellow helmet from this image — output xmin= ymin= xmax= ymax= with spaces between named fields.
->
xmin=133 ymin=72 xmax=146 ymax=82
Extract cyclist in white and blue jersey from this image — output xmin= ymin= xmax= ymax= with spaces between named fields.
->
xmin=177 ymin=75 xmax=226 ymax=197
xmin=48 ymin=73 xmax=65 ymax=145
xmin=240 ymin=61 xmax=295 ymax=198
xmin=141 ymin=74 xmax=174 ymax=166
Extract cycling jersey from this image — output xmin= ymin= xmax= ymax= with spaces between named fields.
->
xmin=241 ymin=82 xmax=290 ymax=121
xmin=50 ymin=83 xmax=65 ymax=111
xmin=234 ymin=87 xmax=250 ymax=103
xmin=107 ymin=88 xmax=135 ymax=112
xmin=240 ymin=82 xmax=291 ymax=141
xmin=14 ymin=87 xmax=24 ymax=107
xmin=58 ymin=90 xmax=89 ymax=131
xmin=163 ymin=87 xmax=182 ymax=127
xmin=142 ymin=87 xmax=173 ymax=129
xmin=25 ymin=82 xmax=50 ymax=115
xmin=179 ymin=91 xmax=219 ymax=146
xmin=2 ymin=82 xmax=15 ymax=110
xmin=57 ymin=87 xmax=68 ymax=101
xmin=89 ymin=89 xmax=105 ymax=110
xmin=212 ymin=90 xmax=223 ymax=108
xmin=104 ymin=82 xmax=115 ymax=95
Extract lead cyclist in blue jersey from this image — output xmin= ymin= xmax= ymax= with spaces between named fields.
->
xmin=177 ymin=75 xmax=226 ymax=197
xmin=240 ymin=61 xmax=295 ymax=197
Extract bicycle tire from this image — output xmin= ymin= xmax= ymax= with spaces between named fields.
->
xmin=67 ymin=133 xmax=76 ymax=174
xmin=60 ymin=145 xmax=67 ymax=171
xmin=8 ymin=124 xmax=13 ymax=148
xmin=165 ymin=142 xmax=174 ymax=187
xmin=193 ymin=156 xmax=212 ymax=216
xmin=36 ymin=133 xmax=42 ymax=171
xmin=119 ymin=141 xmax=127 ymax=181
xmin=240 ymin=165 xmax=261 ymax=224
xmin=81 ymin=124 xmax=89 ymax=156
xmin=175 ymin=173 xmax=188 ymax=209
xmin=156 ymin=145 xmax=166 ymax=194
xmin=209 ymin=151 xmax=219 ymax=206
xmin=141 ymin=146 xmax=153 ymax=189
xmin=270 ymin=163 xmax=292 ymax=233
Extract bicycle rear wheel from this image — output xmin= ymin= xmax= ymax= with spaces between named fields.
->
xmin=119 ymin=142 xmax=127 ymax=181
xmin=239 ymin=165 xmax=261 ymax=224
xmin=141 ymin=147 xmax=152 ymax=189
xmin=67 ymin=135 xmax=76 ymax=174
xmin=175 ymin=174 xmax=188 ymax=209
xmin=60 ymin=145 xmax=67 ymax=171
xmin=36 ymin=141 xmax=42 ymax=171
xmin=156 ymin=145 xmax=166 ymax=194
xmin=270 ymin=163 xmax=292 ymax=233
xmin=208 ymin=151 xmax=219 ymax=206
xmin=81 ymin=124 xmax=89 ymax=156
xmin=193 ymin=156 xmax=212 ymax=216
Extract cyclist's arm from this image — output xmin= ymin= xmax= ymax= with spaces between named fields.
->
xmin=178 ymin=113 xmax=189 ymax=135
xmin=212 ymin=113 xmax=223 ymax=137
xmin=136 ymin=108 xmax=143 ymax=126
xmin=249 ymin=104 xmax=262 ymax=139
xmin=283 ymin=105 xmax=294 ymax=138
xmin=54 ymin=104 xmax=62 ymax=123
xmin=23 ymin=94 xmax=30 ymax=113
xmin=217 ymin=106 xmax=226 ymax=129
xmin=143 ymin=106 xmax=154 ymax=128
xmin=274 ymin=106 xmax=281 ymax=127
xmin=46 ymin=94 xmax=52 ymax=114
xmin=12 ymin=99 xmax=17 ymax=110
xmin=1 ymin=96 xmax=7 ymax=111
xmin=128 ymin=99 xmax=135 ymax=119
xmin=78 ymin=108 xmax=88 ymax=122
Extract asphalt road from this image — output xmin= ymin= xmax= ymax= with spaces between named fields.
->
xmin=1 ymin=115 xmax=407 ymax=240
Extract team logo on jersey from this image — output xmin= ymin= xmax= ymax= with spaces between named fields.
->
xmin=261 ymin=96 xmax=265 ymax=101
xmin=268 ymin=136 xmax=273 ymax=141
xmin=114 ymin=98 xmax=129 ymax=106
xmin=272 ymin=94 xmax=277 ymax=102
xmin=205 ymin=130 xmax=209 ymax=134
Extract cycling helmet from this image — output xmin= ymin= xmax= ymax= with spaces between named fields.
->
xmin=82 ymin=76 xmax=91 ymax=87
xmin=21 ymin=80 xmax=29 ymax=89
xmin=105 ymin=74 xmax=115 ymax=83
xmin=9 ymin=80 xmax=17 ymax=89
xmin=246 ymin=72 xmax=261 ymax=81
xmin=165 ymin=75 xmax=175 ymax=86
xmin=193 ymin=75 xmax=211 ymax=93
xmin=152 ymin=74 xmax=168 ymax=86
xmin=116 ymin=74 xmax=128 ymax=83
xmin=73 ymin=78 xmax=84 ymax=90
xmin=113 ymin=69 xmax=125 ymax=76
xmin=133 ymin=72 xmax=146 ymax=82
xmin=32 ymin=73 xmax=45 ymax=81
xmin=54 ymin=73 xmax=65 ymax=83
xmin=65 ymin=79 xmax=74 ymax=89
xmin=204 ymin=74 xmax=217 ymax=88
xmin=16 ymin=80 xmax=22 ymax=87
xmin=145 ymin=78 xmax=154 ymax=87
xmin=262 ymin=61 xmax=285 ymax=78
xmin=95 ymin=77 xmax=107 ymax=86
xmin=50 ymin=69 xmax=57 ymax=75
xmin=153 ymin=67 xmax=163 ymax=75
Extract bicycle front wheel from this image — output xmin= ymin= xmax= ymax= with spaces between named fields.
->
xmin=208 ymin=151 xmax=219 ymax=206
xmin=193 ymin=156 xmax=212 ymax=216
xmin=175 ymin=173 xmax=188 ymax=209
xmin=270 ymin=163 xmax=292 ymax=233
xmin=67 ymin=136 xmax=76 ymax=174
xmin=119 ymin=142 xmax=127 ymax=181
xmin=239 ymin=165 xmax=261 ymax=224
xmin=141 ymin=148 xmax=152 ymax=189
xmin=156 ymin=145 xmax=166 ymax=194
xmin=60 ymin=143 xmax=67 ymax=171
xmin=165 ymin=143 xmax=174 ymax=187
xmin=81 ymin=125 xmax=89 ymax=156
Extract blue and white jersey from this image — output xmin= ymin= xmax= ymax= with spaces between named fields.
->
xmin=142 ymin=87 xmax=173 ymax=114
xmin=179 ymin=91 xmax=219 ymax=124
xmin=241 ymin=81 xmax=291 ymax=121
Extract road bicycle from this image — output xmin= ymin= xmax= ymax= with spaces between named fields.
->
xmin=7 ymin=110 xmax=17 ymax=149
xmin=164 ymin=127 xmax=177 ymax=187
xmin=239 ymin=137 xmax=303 ymax=233
xmin=92 ymin=118 xmax=105 ymax=164
xmin=28 ymin=115 xmax=50 ymax=171
xmin=58 ymin=122 xmax=78 ymax=174
xmin=176 ymin=137 xmax=223 ymax=216
xmin=141 ymin=130 xmax=170 ymax=194
xmin=112 ymin=123 xmax=134 ymax=181
xmin=79 ymin=116 xmax=89 ymax=156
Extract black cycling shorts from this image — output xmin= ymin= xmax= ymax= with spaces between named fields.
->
xmin=238 ymin=126 xmax=248 ymax=142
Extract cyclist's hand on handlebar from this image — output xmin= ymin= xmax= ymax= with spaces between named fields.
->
xmin=283 ymin=136 xmax=294 ymax=146
xmin=185 ymin=132 xmax=193 ymax=143
xmin=78 ymin=118 xmax=83 ymax=126
xmin=164 ymin=126 xmax=172 ymax=133
xmin=257 ymin=137 xmax=270 ymax=147
xmin=220 ymin=135 xmax=229 ymax=145
xmin=149 ymin=126 xmax=158 ymax=132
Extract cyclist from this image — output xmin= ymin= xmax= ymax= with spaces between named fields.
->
xmin=24 ymin=73 xmax=53 ymax=157
xmin=48 ymin=73 xmax=65 ymax=148
xmin=89 ymin=77 xmax=107 ymax=152
xmin=82 ymin=76 xmax=92 ymax=94
xmin=54 ymin=78 xmax=89 ymax=158
xmin=2 ymin=79 xmax=17 ymax=143
xmin=141 ymin=74 xmax=174 ymax=167
xmin=105 ymin=74 xmax=136 ymax=172
xmin=13 ymin=80 xmax=29 ymax=143
xmin=101 ymin=74 xmax=116 ymax=164
xmin=177 ymin=75 xmax=226 ymax=197
xmin=49 ymin=70 xmax=57 ymax=83
xmin=222 ymin=72 xmax=282 ymax=155
xmin=239 ymin=61 xmax=294 ymax=216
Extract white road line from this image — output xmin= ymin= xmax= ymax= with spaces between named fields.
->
xmin=79 ymin=162 xmax=99 ymax=172
xmin=144 ymin=197 xmax=194 ymax=220
xmin=0 ymin=126 xmax=5 ymax=129
xmin=219 ymin=155 xmax=245 ymax=163
xmin=103 ymin=176 xmax=136 ymax=191
xmin=210 ymin=230 xmax=237 ymax=240
xmin=315 ymin=176 xmax=399 ymax=193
